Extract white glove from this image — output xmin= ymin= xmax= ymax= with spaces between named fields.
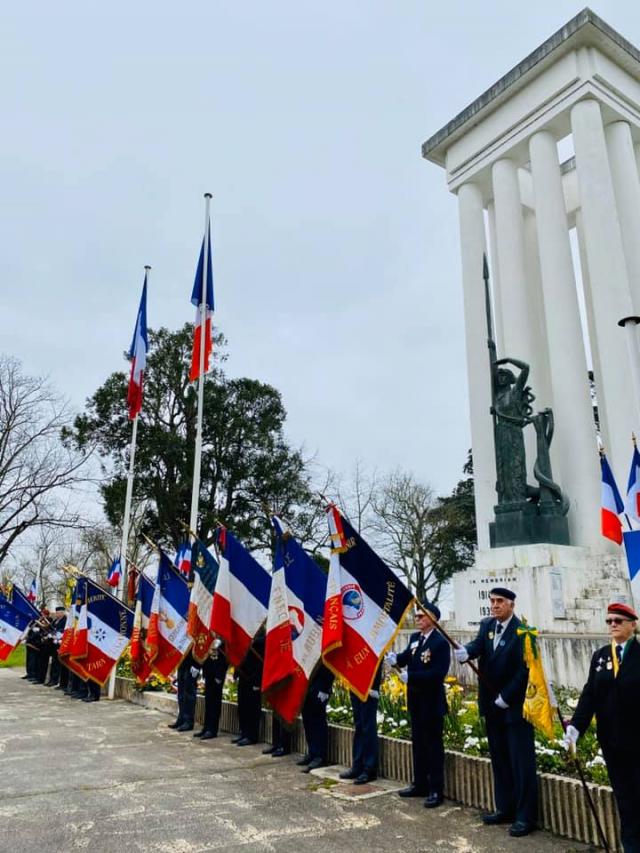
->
xmin=214 ymin=678 xmax=223 ymax=685
xmin=212 ymin=638 xmax=222 ymax=649
xmin=563 ymin=724 xmax=579 ymax=753
xmin=369 ymin=689 xmax=380 ymax=699
xmin=494 ymin=694 xmax=508 ymax=710
xmin=190 ymin=666 xmax=200 ymax=679
xmin=385 ymin=651 xmax=397 ymax=666
xmin=252 ymin=685 xmax=260 ymax=692
xmin=454 ymin=647 xmax=469 ymax=663
xmin=317 ymin=691 xmax=329 ymax=703
xmin=399 ymin=670 xmax=408 ymax=684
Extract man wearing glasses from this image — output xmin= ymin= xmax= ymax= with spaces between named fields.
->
xmin=564 ymin=602 xmax=640 ymax=853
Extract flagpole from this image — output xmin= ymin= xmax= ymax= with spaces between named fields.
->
xmin=189 ymin=194 xmax=212 ymax=538
xmin=619 ymin=316 xmax=640 ymax=427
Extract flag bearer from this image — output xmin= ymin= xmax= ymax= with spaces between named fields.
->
xmin=168 ymin=652 xmax=198 ymax=731
xmin=234 ymin=631 xmax=264 ymax=746
xmin=298 ymin=664 xmax=335 ymax=773
xmin=193 ymin=639 xmax=229 ymax=740
xmin=339 ymin=662 xmax=382 ymax=785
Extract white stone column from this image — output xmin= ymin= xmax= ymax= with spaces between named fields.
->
xmin=486 ymin=201 xmax=504 ymax=354
xmin=457 ymin=181 xmax=495 ymax=550
xmin=522 ymin=209 xmax=553 ymax=409
xmin=570 ymin=98 xmax=637 ymax=478
xmin=529 ymin=129 xmax=600 ymax=546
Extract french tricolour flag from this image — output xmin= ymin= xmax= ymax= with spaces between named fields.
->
xmin=262 ymin=518 xmax=327 ymax=725
xmin=211 ymin=527 xmax=270 ymax=668
xmin=625 ymin=445 xmax=640 ymax=523
xmin=189 ymin=224 xmax=214 ymax=382
xmin=58 ymin=581 xmax=79 ymax=661
xmin=3 ymin=584 xmax=39 ymax=622
xmin=147 ymin=553 xmax=191 ymax=678
xmin=106 ymin=557 xmax=122 ymax=588
xmin=601 ymin=453 xmax=625 ymax=545
xmin=127 ymin=273 xmax=149 ymax=420
xmin=27 ymin=578 xmax=37 ymax=604
xmin=130 ymin=572 xmax=156 ymax=684
xmin=0 ymin=599 xmax=31 ymax=661
xmin=175 ymin=542 xmax=192 ymax=577
xmin=322 ymin=505 xmax=414 ymax=701
xmin=187 ymin=541 xmax=219 ymax=663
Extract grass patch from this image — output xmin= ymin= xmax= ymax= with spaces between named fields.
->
xmin=0 ymin=644 xmax=26 ymax=669
xmin=307 ymin=777 xmax=340 ymax=792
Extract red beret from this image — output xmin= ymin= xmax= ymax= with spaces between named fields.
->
xmin=608 ymin=602 xmax=638 ymax=620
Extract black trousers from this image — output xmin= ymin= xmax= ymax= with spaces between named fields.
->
xmin=26 ymin=646 xmax=37 ymax=678
xmin=302 ymin=691 xmax=330 ymax=761
xmin=485 ymin=715 xmax=537 ymax=825
xmin=176 ymin=657 xmax=197 ymax=726
xmin=350 ymin=693 xmax=379 ymax=774
xmin=602 ymin=744 xmax=640 ymax=853
xmin=408 ymin=692 xmax=445 ymax=795
xmin=49 ymin=651 xmax=61 ymax=684
xmin=202 ymin=658 xmax=228 ymax=734
xmin=237 ymin=677 xmax=261 ymax=742
xmin=271 ymin=717 xmax=291 ymax=751
xmin=58 ymin=663 xmax=69 ymax=689
xmin=36 ymin=646 xmax=50 ymax=683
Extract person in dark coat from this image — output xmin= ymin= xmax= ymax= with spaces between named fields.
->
xmin=565 ymin=601 xmax=640 ymax=853
xmin=263 ymin=716 xmax=292 ymax=757
xmin=339 ymin=663 xmax=382 ymax=785
xmin=234 ymin=632 xmax=264 ymax=746
xmin=193 ymin=639 xmax=229 ymax=740
xmin=167 ymin=651 xmax=198 ymax=731
xmin=298 ymin=665 xmax=335 ymax=772
xmin=387 ymin=601 xmax=450 ymax=807
xmin=47 ymin=607 xmax=66 ymax=686
xmin=454 ymin=587 xmax=536 ymax=838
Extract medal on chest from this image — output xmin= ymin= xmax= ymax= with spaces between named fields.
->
xmin=420 ymin=648 xmax=432 ymax=664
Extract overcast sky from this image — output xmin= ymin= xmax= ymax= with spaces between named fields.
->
xmin=2 ymin=1 xmax=637 ymax=505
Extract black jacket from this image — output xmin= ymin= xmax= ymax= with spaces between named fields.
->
xmin=572 ymin=637 xmax=640 ymax=753
xmin=396 ymin=629 xmax=450 ymax=716
xmin=465 ymin=615 xmax=528 ymax=721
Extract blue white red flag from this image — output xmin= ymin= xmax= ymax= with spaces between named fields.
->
xmin=106 ymin=557 xmax=122 ymax=588
xmin=262 ymin=517 xmax=327 ymax=725
xmin=211 ymin=527 xmax=270 ymax=667
xmin=27 ymin=578 xmax=37 ymax=604
xmin=0 ymin=598 xmax=31 ymax=661
xmin=130 ymin=572 xmax=156 ymax=684
xmin=174 ymin=541 xmax=192 ymax=577
xmin=322 ymin=505 xmax=414 ymax=700
xmin=127 ymin=273 xmax=149 ymax=420
xmin=189 ymin=225 xmax=215 ymax=382
xmin=1 ymin=583 xmax=39 ymax=621
xmin=187 ymin=540 xmax=219 ymax=663
xmin=601 ymin=453 xmax=624 ymax=545
xmin=147 ymin=552 xmax=192 ymax=678
xmin=626 ymin=445 xmax=640 ymax=524
xmin=623 ymin=530 xmax=640 ymax=607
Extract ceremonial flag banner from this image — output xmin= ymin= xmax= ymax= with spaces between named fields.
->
xmin=130 ymin=573 xmax=156 ymax=684
xmin=2 ymin=583 xmax=39 ymax=621
xmin=58 ymin=581 xmax=78 ymax=660
xmin=262 ymin=517 xmax=327 ymax=725
xmin=127 ymin=272 xmax=149 ymax=419
xmin=0 ymin=598 xmax=31 ymax=660
xmin=211 ymin=527 xmax=271 ymax=667
xmin=322 ymin=505 xmax=414 ymax=700
xmin=626 ymin=445 xmax=640 ymax=523
xmin=106 ymin=557 xmax=122 ymax=588
xmin=517 ymin=622 xmax=557 ymax=739
xmin=189 ymin=225 xmax=214 ymax=382
xmin=147 ymin=553 xmax=191 ymax=678
xmin=187 ymin=540 xmax=220 ymax=663
xmin=623 ymin=530 xmax=640 ymax=605
xmin=601 ymin=454 xmax=624 ymax=545
xmin=27 ymin=578 xmax=37 ymax=603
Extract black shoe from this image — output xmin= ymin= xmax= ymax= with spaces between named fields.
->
xmin=200 ymin=731 xmax=216 ymax=740
xmin=339 ymin=768 xmax=361 ymax=780
xmin=296 ymin=754 xmax=312 ymax=766
xmin=167 ymin=720 xmax=182 ymax=729
xmin=354 ymin=771 xmax=377 ymax=785
xmin=54 ymin=685 xmax=63 ymax=690
xmin=399 ymin=785 xmax=426 ymax=798
xmin=303 ymin=757 xmax=327 ymax=773
xmin=21 ymin=674 xmax=30 ymax=679
xmin=482 ymin=812 xmax=514 ymax=826
xmin=236 ymin=737 xmax=256 ymax=746
xmin=193 ymin=730 xmax=205 ymax=738
xmin=44 ymin=681 xmax=56 ymax=687
xmin=176 ymin=723 xmax=194 ymax=732
xmin=424 ymin=793 xmax=444 ymax=808
xmin=231 ymin=735 xmax=243 ymax=744
xmin=262 ymin=745 xmax=275 ymax=754
xmin=271 ymin=747 xmax=289 ymax=758
xmin=82 ymin=696 xmax=98 ymax=703
xmin=509 ymin=822 xmax=536 ymax=837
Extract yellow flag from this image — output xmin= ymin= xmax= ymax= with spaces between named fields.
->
xmin=64 ymin=577 xmax=76 ymax=608
xmin=517 ymin=622 xmax=556 ymax=739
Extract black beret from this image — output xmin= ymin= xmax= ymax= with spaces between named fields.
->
xmin=420 ymin=600 xmax=441 ymax=621
xmin=55 ymin=606 xmax=65 ymax=612
xmin=490 ymin=587 xmax=516 ymax=601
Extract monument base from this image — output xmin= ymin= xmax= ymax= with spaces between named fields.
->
xmin=451 ymin=543 xmax=631 ymax=633
xmin=490 ymin=505 xmax=570 ymax=548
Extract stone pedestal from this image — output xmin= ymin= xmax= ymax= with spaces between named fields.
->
xmin=452 ymin=544 xmax=631 ymax=633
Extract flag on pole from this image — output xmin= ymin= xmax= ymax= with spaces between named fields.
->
xmin=626 ymin=444 xmax=640 ymax=523
xmin=2 ymin=583 xmax=39 ymax=621
xmin=0 ymin=598 xmax=31 ymax=661
xmin=211 ymin=527 xmax=271 ymax=667
xmin=601 ymin=453 xmax=624 ymax=545
xmin=623 ymin=530 xmax=640 ymax=606
xmin=174 ymin=541 xmax=192 ymax=577
xmin=147 ymin=552 xmax=192 ymax=678
xmin=58 ymin=580 xmax=79 ymax=661
xmin=27 ymin=578 xmax=37 ymax=604
xmin=189 ymin=225 xmax=214 ymax=382
xmin=130 ymin=572 xmax=156 ymax=684
xmin=322 ymin=505 xmax=414 ymax=700
xmin=106 ymin=557 xmax=122 ymax=588
xmin=517 ymin=621 xmax=557 ymax=739
xmin=262 ymin=517 xmax=327 ymax=725
xmin=67 ymin=577 xmax=89 ymax=676
xmin=187 ymin=540 xmax=220 ymax=663
xmin=127 ymin=272 xmax=149 ymax=420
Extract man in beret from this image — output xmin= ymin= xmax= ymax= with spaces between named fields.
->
xmin=565 ymin=602 xmax=640 ymax=853
xmin=454 ymin=587 xmax=537 ymax=837
xmin=387 ymin=600 xmax=450 ymax=807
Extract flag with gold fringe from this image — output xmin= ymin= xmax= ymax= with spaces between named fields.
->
xmin=517 ymin=621 xmax=557 ymax=739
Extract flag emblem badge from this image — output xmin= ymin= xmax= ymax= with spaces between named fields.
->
xmin=288 ymin=605 xmax=305 ymax=640
xmin=341 ymin=585 xmax=364 ymax=620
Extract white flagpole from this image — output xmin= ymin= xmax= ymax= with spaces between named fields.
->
xmin=108 ymin=265 xmax=150 ymax=700
xmin=189 ymin=194 xmax=212 ymax=538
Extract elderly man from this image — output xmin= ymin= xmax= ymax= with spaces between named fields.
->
xmin=565 ymin=602 xmax=640 ymax=853
xmin=387 ymin=601 xmax=450 ymax=807
xmin=454 ymin=587 xmax=536 ymax=838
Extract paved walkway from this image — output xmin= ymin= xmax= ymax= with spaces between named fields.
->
xmin=0 ymin=669 xmax=591 ymax=853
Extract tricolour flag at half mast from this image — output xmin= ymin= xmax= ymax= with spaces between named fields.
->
xmin=601 ymin=453 xmax=624 ymax=545
xmin=106 ymin=557 xmax=122 ymax=588
xmin=130 ymin=572 xmax=156 ymax=684
xmin=147 ymin=552 xmax=191 ymax=678
xmin=322 ymin=505 xmax=414 ymax=701
xmin=626 ymin=444 xmax=640 ymax=523
xmin=187 ymin=540 xmax=220 ymax=663
xmin=262 ymin=517 xmax=327 ymax=725
xmin=127 ymin=272 xmax=149 ymax=419
xmin=27 ymin=577 xmax=37 ymax=604
xmin=0 ymin=598 xmax=31 ymax=661
xmin=189 ymin=225 xmax=214 ymax=382
xmin=211 ymin=527 xmax=271 ymax=667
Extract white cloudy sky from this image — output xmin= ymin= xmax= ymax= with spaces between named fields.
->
xmin=2 ymin=0 xmax=637 ymax=502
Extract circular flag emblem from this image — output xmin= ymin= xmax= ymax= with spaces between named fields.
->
xmin=288 ymin=605 xmax=305 ymax=640
xmin=341 ymin=584 xmax=364 ymax=621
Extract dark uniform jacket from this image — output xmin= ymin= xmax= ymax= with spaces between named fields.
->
xmin=465 ymin=615 xmax=528 ymax=722
xmin=572 ymin=637 xmax=640 ymax=753
xmin=396 ymin=629 xmax=450 ymax=716
xmin=309 ymin=664 xmax=335 ymax=696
